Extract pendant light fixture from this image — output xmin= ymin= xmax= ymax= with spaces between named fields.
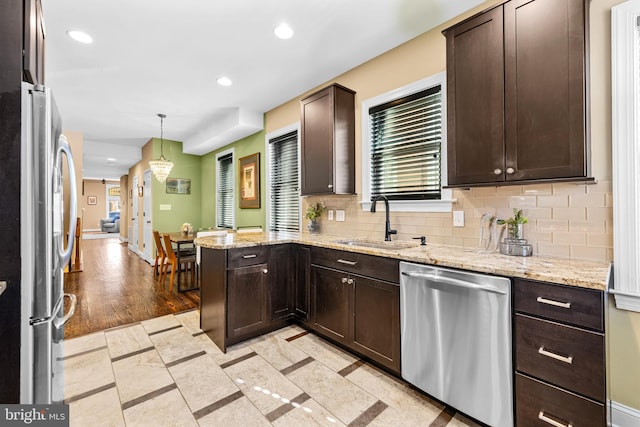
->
xmin=149 ymin=113 xmax=173 ymax=183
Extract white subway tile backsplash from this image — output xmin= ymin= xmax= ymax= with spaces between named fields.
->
xmin=537 ymin=195 xmax=569 ymax=208
xmin=508 ymin=196 xmax=537 ymax=208
xmin=303 ymin=183 xmax=613 ymax=262
xmin=553 ymin=231 xmax=587 ymax=245
xmin=553 ymin=207 xmax=587 ymax=220
xmin=569 ymin=193 xmax=606 ymax=208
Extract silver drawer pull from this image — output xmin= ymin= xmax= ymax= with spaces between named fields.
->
xmin=536 ymin=296 xmax=571 ymax=309
xmin=242 ymin=254 xmax=257 ymax=259
xmin=538 ymin=411 xmax=573 ymax=427
xmin=337 ymin=259 xmax=357 ymax=266
xmin=538 ymin=346 xmax=573 ymax=364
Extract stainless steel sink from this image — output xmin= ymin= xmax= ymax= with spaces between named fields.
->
xmin=334 ymin=239 xmax=418 ymax=250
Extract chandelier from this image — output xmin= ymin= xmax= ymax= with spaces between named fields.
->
xmin=149 ymin=113 xmax=174 ymax=183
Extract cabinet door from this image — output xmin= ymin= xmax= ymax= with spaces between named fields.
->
xmin=227 ymin=263 xmax=268 ymax=340
xmin=268 ymin=244 xmax=293 ymax=321
xmin=504 ymin=0 xmax=587 ymax=181
xmin=352 ymin=276 xmax=400 ymax=373
xmin=446 ymin=6 xmax=505 ymax=186
xmin=301 ymin=88 xmax=335 ymax=194
xmin=294 ymin=245 xmax=311 ymax=322
xmin=311 ymin=265 xmax=351 ymax=344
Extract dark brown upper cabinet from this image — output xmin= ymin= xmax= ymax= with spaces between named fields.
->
xmin=23 ymin=0 xmax=46 ymax=85
xmin=445 ymin=0 xmax=591 ymax=187
xmin=300 ymin=84 xmax=356 ymax=195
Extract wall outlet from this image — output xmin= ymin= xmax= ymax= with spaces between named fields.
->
xmin=328 ymin=210 xmax=334 ymax=221
xmin=335 ymin=210 xmax=346 ymax=222
xmin=453 ymin=210 xmax=465 ymax=227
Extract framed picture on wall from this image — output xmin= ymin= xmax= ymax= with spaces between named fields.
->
xmin=166 ymin=178 xmax=191 ymax=194
xmin=239 ymin=153 xmax=260 ymax=209
xmin=87 ymin=195 xmax=97 ymax=205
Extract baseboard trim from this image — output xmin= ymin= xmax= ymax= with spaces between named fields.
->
xmin=610 ymin=400 xmax=640 ymax=427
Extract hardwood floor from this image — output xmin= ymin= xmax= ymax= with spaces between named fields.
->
xmin=63 ymin=237 xmax=200 ymax=339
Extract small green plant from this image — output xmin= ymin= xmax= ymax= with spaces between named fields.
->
xmin=497 ymin=208 xmax=528 ymax=238
xmin=305 ymin=203 xmax=326 ymax=221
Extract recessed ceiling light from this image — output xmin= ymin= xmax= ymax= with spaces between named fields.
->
xmin=274 ymin=23 xmax=293 ymax=40
xmin=107 ymin=158 xmax=116 ymax=163
xmin=217 ymin=77 xmax=232 ymax=87
xmin=66 ymin=30 xmax=93 ymax=44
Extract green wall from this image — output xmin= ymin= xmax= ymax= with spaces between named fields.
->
xmin=200 ymin=129 xmax=267 ymax=230
xmin=151 ymin=138 xmax=203 ymax=233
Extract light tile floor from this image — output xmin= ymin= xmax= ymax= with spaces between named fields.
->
xmin=63 ymin=310 xmax=482 ymax=426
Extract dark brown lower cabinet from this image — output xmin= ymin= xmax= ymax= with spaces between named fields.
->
xmin=352 ymin=276 xmax=400 ymax=372
xmin=516 ymin=373 xmax=605 ymax=426
xmin=311 ymin=265 xmax=351 ymax=345
xmin=514 ymin=278 xmax=605 ymax=426
xmin=268 ymin=244 xmax=293 ymax=322
xmin=227 ymin=263 xmax=269 ymax=340
xmin=310 ymin=247 xmax=401 ymax=373
xmin=294 ymin=245 xmax=311 ymax=323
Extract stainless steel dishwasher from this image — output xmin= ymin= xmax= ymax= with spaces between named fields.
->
xmin=400 ymin=262 xmax=512 ymax=427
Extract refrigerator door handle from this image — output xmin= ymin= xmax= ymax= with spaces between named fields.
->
xmin=56 ymin=136 xmax=77 ymax=268
xmin=53 ymin=293 xmax=76 ymax=329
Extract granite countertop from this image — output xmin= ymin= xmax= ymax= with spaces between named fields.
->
xmin=195 ymin=231 xmax=612 ymax=291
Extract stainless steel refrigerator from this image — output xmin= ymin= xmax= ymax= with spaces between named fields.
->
xmin=20 ymin=82 xmax=77 ymax=404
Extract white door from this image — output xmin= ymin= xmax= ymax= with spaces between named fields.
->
xmin=142 ymin=170 xmax=152 ymax=262
xmin=131 ymin=175 xmax=139 ymax=253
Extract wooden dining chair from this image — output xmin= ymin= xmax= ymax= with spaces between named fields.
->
xmin=152 ymin=231 xmax=165 ymax=277
xmin=161 ymin=233 xmax=196 ymax=292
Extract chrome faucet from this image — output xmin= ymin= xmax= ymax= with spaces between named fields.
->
xmin=370 ymin=195 xmax=397 ymax=241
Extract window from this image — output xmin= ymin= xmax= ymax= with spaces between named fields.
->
xmin=361 ymin=72 xmax=452 ymax=212
xmin=611 ymin=0 xmax=640 ymax=311
xmin=106 ymin=184 xmax=120 ymax=216
xmin=216 ymin=150 xmax=234 ymax=229
xmin=267 ymin=127 xmax=300 ymax=231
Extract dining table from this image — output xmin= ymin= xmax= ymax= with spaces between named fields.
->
xmin=166 ymin=232 xmax=197 ymax=292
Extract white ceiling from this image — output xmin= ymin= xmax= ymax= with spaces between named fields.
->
xmin=42 ymin=0 xmax=484 ymax=180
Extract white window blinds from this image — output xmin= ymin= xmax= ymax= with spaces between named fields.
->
xmin=369 ymin=86 xmax=442 ymax=200
xmin=269 ymin=131 xmax=299 ymax=231
xmin=217 ymin=153 xmax=234 ymax=229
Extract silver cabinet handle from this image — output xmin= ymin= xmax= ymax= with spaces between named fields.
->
xmin=536 ymin=296 xmax=571 ymax=309
xmin=242 ymin=254 xmax=257 ymax=259
xmin=337 ymin=259 xmax=357 ymax=266
xmin=341 ymin=277 xmax=348 ymax=284
xmin=538 ymin=411 xmax=573 ymax=427
xmin=506 ymin=167 xmax=515 ymax=174
xmin=327 ymin=184 xmax=333 ymax=189
xmin=538 ymin=346 xmax=573 ymax=364
xmin=347 ymin=278 xmax=354 ymax=285
xmin=493 ymin=168 xmax=502 ymax=175
xmin=262 ymin=269 xmax=268 ymax=274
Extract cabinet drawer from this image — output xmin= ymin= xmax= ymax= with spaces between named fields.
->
xmin=228 ymin=246 xmax=268 ymax=268
xmin=310 ymin=247 xmax=399 ymax=283
xmin=515 ymin=314 xmax=605 ymax=402
xmin=516 ymin=373 xmax=605 ymax=427
xmin=514 ymin=279 xmax=604 ymax=331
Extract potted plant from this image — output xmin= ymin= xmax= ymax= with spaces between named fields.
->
xmin=305 ymin=203 xmax=326 ymax=233
xmin=497 ymin=209 xmax=528 ymax=240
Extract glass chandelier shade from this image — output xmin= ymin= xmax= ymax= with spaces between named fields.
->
xmin=149 ymin=113 xmax=174 ymax=183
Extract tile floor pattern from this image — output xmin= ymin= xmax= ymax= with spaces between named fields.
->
xmin=63 ymin=310 xmax=482 ymax=427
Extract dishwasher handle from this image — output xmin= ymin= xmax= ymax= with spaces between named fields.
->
xmin=401 ymin=271 xmax=507 ymax=295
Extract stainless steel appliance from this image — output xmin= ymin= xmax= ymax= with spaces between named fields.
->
xmin=400 ymin=262 xmax=512 ymax=426
xmin=20 ymin=82 xmax=77 ymax=404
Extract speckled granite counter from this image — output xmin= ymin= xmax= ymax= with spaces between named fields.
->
xmin=195 ymin=231 xmax=611 ymax=291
